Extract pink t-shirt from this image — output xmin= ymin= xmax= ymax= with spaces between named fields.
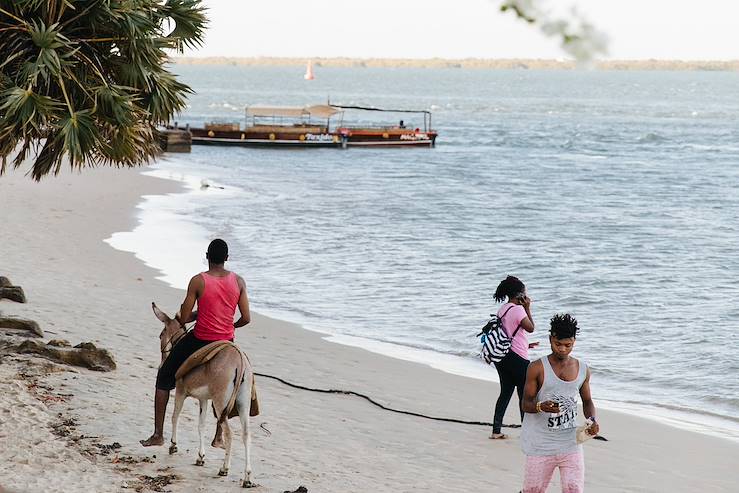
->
xmin=497 ymin=302 xmax=529 ymax=360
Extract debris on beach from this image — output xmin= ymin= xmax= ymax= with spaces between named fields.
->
xmin=125 ymin=474 xmax=179 ymax=492
xmin=283 ymin=486 xmax=308 ymax=493
xmin=50 ymin=416 xmax=78 ymax=437
xmin=94 ymin=442 xmax=123 ymax=455
xmin=112 ymin=455 xmax=155 ymax=465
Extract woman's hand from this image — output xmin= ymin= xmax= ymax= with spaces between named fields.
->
xmin=528 ymin=342 xmax=540 ymax=349
xmin=520 ymin=295 xmax=532 ymax=310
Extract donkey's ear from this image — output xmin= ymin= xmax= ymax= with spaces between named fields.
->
xmin=152 ymin=302 xmax=170 ymax=323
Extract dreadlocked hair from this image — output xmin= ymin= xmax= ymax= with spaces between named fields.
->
xmin=493 ymin=275 xmax=525 ymax=303
xmin=550 ymin=313 xmax=579 ymax=339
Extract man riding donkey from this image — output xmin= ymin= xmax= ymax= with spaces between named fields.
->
xmin=141 ymin=238 xmax=252 ymax=449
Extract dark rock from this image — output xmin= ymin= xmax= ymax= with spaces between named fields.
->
xmin=283 ymin=487 xmax=308 ymax=493
xmin=48 ymin=339 xmax=71 ymax=347
xmin=0 ymin=276 xmax=12 ymax=288
xmin=0 ymin=317 xmax=43 ymax=337
xmin=0 ymin=286 xmax=26 ymax=303
xmin=15 ymin=340 xmax=116 ymax=371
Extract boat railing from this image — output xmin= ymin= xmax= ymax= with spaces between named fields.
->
xmin=337 ymin=124 xmax=430 ymax=132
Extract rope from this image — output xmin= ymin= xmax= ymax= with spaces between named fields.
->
xmin=254 ymin=372 xmax=520 ymax=429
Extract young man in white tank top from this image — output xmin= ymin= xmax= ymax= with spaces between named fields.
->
xmin=519 ymin=314 xmax=600 ymax=493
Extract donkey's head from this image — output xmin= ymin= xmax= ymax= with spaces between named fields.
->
xmin=152 ymin=302 xmax=186 ymax=365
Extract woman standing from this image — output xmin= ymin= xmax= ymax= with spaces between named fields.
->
xmin=490 ymin=275 xmax=537 ymax=439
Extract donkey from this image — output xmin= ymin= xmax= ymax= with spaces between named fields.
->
xmin=152 ymin=303 xmax=256 ymax=488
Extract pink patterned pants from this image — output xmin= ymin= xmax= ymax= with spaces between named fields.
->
xmin=523 ymin=450 xmax=585 ymax=493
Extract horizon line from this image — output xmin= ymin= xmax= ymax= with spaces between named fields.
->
xmin=170 ymin=56 xmax=739 ymax=71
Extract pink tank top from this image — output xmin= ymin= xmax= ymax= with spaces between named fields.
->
xmin=193 ymin=272 xmax=240 ymax=341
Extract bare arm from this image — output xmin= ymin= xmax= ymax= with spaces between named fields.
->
xmin=522 ymin=359 xmax=560 ymax=414
xmin=520 ymin=296 xmax=535 ymax=333
xmin=580 ymin=367 xmax=600 ymax=434
xmin=522 ymin=360 xmax=543 ymax=413
xmin=178 ymin=275 xmax=202 ymax=328
xmin=233 ymin=275 xmax=251 ymax=329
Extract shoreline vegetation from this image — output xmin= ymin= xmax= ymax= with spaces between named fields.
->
xmin=171 ymin=56 xmax=739 ymax=71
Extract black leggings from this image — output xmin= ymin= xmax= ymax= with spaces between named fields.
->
xmin=492 ymin=350 xmax=530 ymax=433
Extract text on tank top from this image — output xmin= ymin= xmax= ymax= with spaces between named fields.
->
xmin=520 ymin=355 xmax=588 ymax=456
xmin=193 ymin=272 xmax=240 ymax=342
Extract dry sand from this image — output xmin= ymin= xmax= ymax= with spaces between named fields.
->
xmin=1 ymin=165 xmax=738 ymax=492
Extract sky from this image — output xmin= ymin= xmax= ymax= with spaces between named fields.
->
xmin=184 ymin=0 xmax=739 ymax=60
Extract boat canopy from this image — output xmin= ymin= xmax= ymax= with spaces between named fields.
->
xmin=246 ymin=105 xmax=342 ymax=119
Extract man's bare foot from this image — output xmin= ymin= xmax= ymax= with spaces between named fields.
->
xmin=140 ymin=434 xmax=164 ymax=447
xmin=489 ymin=433 xmax=508 ymax=440
xmin=211 ymin=434 xmax=225 ymax=449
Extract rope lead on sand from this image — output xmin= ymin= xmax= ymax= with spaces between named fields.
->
xmin=254 ymin=372 xmax=522 ymax=429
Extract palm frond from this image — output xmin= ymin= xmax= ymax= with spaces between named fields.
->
xmin=0 ymin=0 xmax=208 ymax=180
xmin=161 ymin=0 xmax=208 ymax=52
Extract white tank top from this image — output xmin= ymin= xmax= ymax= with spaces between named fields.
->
xmin=521 ymin=355 xmax=588 ymax=456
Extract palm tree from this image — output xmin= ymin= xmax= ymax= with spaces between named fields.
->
xmin=0 ymin=0 xmax=206 ymax=180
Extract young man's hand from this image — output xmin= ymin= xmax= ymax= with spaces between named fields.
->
xmin=539 ymin=400 xmax=560 ymax=413
xmin=587 ymin=420 xmax=600 ymax=436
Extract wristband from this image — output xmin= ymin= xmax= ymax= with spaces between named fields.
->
xmin=536 ymin=401 xmax=542 ymax=413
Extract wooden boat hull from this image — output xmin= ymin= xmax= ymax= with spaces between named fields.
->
xmin=189 ymin=127 xmax=342 ymax=147
xmin=340 ymin=128 xmax=437 ymax=147
xmin=184 ymin=126 xmax=437 ymax=148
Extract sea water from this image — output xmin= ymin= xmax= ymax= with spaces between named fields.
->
xmin=108 ymin=66 xmax=739 ymax=439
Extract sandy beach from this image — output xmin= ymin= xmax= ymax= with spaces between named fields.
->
xmin=1 ymin=165 xmax=738 ymax=493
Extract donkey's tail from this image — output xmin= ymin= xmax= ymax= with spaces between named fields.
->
xmin=216 ymin=347 xmax=248 ymax=425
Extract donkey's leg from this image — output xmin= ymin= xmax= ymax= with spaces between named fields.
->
xmin=238 ymin=392 xmax=254 ymax=488
xmin=195 ymin=399 xmax=208 ymax=466
xmin=217 ymin=418 xmax=233 ymax=476
xmin=169 ymin=387 xmax=186 ymax=455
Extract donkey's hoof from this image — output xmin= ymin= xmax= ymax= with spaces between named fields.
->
xmin=195 ymin=457 xmax=205 ymax=466
xmin=218 ymin=468 xmax=229 ymax=477
xmin=242 ymin=479 xmax=258 ymax=488
xmin=168 ymin=444 xmax=178 ymax=455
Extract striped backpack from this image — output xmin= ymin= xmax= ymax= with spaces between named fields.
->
xmin=478 ymin=305 xmax=522 ymax=364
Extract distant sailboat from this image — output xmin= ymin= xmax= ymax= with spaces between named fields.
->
xmin=304 ymin=60 xmax=315 ymax=80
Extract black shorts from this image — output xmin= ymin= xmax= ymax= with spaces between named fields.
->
xmin=155 ymin=331 xmax=213 ymax=391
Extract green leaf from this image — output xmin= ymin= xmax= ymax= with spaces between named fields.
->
xmin=55 ymin=108 xmax=98 ymax=164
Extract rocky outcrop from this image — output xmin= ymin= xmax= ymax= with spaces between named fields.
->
xmin=0 ymin=317 xmax=43 ymax=337
xmin=0 ymin=286 xmax=27 ymax=303
xmin=15 ymin=340 xmax=116 ymax=371
xmin=0 ymin=277 xmax=27 ymax=303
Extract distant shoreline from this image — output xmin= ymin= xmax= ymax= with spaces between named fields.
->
xmin=171 ymin=56 xmax=739 ymax=71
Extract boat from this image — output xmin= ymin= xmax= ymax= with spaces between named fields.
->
xmin=188 ymin=105 xmax=343 ymax=147
xmin=334 ymin=105 xmax=437 ymax=147
xmin=304 ymin=60 xmax=315 ymax=80
xmin=181 ymin=104 xmax=438 ymax=148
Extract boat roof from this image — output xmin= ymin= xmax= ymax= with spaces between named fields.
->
xmin=331 ymin=104 xmax=431 ymax=115
xmin=246 ymin=105 xmax=342 ymax=119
